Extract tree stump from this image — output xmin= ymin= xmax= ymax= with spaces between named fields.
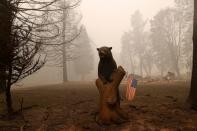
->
xmin=95 ymin=66 xmax=128 ymax=125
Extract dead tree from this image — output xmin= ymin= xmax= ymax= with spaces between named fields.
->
xmin=43 ymin=0 xmax=82 ymax=82
xmin=0 ymin=0 xmax=71 ymax=114
xmin=188 ymin=0 xmax=197 ymax=110
xmin=95 ymin=66 xmax=128 ymax=125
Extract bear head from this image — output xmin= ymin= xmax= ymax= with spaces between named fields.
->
xmin=97 ymin=46 xmax=113 ymax=59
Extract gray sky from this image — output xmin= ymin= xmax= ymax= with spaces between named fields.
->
xmin=80 ymin=0 xmax=174 ymax=52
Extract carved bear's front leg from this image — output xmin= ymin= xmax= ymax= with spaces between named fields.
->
xmin=99 ymin=73 xmax=108 ymax=84
xmin=106 ymin=76 xmax=113 ymax=83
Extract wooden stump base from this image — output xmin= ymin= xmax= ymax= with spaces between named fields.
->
xmin=95 ymin=66 xmax=128 ymax=125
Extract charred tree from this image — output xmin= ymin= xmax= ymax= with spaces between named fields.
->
xmin=0 ymin=0 xmax=81 ymax=114
xmin=95 ymin=66 xmax=128 ymax=125
xmin=0 ymin=0 xmax=62 ymax=114
xmin=0 ymin=0 xmax=9 ymax=93
xmin=188 ymin=0 xmax=197 ymax=110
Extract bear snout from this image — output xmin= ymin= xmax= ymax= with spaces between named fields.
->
xmin=99 ymin=51 xmax=106 ymax=58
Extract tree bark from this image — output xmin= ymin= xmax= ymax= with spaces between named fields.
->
xmin=5 ymin=86 xmax=13 ymax=114
xmin=62 ymin=1 xmax=68 ymax=82
xmin=95 ymin=66 xmax=128 ymax=125
xmin=187 ymin=0 xmax=197 ymax=110
xmin=0 ymin=67 xmax=6 ymax=92
xmin=5 ymin=66 xmax=13 ymax=114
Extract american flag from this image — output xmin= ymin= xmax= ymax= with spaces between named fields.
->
xmin=126 ymin=78 xmax=137 ymax=101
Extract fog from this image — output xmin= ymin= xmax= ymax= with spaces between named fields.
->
xmin=81 ymin=0 xmax=174 ymax=52
xmin=21 ymin=0 xmax=193 ymax=86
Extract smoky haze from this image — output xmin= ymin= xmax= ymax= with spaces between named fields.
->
xmin=21 ymin=0 xmax=193 ymax=86
xmin=81 ymin=0 xmax=174 ymax=51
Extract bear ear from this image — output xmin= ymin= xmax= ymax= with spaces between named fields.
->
xmin=109 ymin=47 xmax=112 ymax=50
xmin=97 ymin=48 xmax=100 ymax=51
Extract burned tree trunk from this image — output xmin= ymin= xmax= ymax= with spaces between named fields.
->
xmin=187 ymin=0 xmax=197 ymax=110
xmin=5 ymin=86 xmax=13 ymax=114
xmin=95 ymin=66 xmax=128 ymax=125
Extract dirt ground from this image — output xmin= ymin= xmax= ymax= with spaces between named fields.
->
xmin=0 ymin=80 xmax=197 ymax=131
